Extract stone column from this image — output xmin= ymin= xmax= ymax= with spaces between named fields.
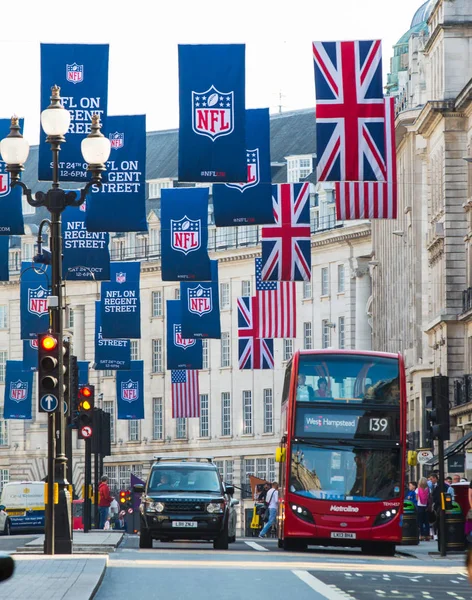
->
xmin=73 ymin=305 xmax=85 ymax=360
xmin=353 ymin=258 xmax=372 ymax=350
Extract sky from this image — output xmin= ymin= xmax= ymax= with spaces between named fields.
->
xmin=0 ymin=0 xmax=424 ymax=144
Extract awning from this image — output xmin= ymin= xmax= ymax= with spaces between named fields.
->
xmin=425 ymin=430 xmax=472 ymax=466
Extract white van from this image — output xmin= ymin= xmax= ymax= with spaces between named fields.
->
xmin=0 ymin=481 xmax=46 ymax=533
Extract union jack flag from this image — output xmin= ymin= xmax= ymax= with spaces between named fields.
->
xmin=255 ymin=258 xmax=296 ymax=339
xmin=313 ymin=40 xmax=386 ymax=182
xmin=335 ymin=97 xmax=397 ymax=219
xmin=237 ymin=296 xmax=274 ymax=370
xmin=261 ymin=182 xmax=311 ymax=282
xmin=171 ymin=370 xmax=200 ymax=418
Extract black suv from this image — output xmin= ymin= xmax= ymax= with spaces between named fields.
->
xmin=134 ymin=457 xmax=238 ymax=550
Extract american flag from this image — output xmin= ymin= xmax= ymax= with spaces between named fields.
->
xmin=261 ymin=183 xmax=311 ymax=282
xmin=313 ymin=40 xmax=387 ymax=182
xmin=237 ymin=296 xmax=274 ymax=369
xmin=255 ymin=258 xmax=296 ymax=338
xmin=335 ymin=97 xmax=397 ymax=219
xmin=171 ymin=370 xmax=200 ymax=418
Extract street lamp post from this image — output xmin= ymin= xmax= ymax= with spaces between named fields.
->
xmin=0 ymin=85 xmax=111 ymax=554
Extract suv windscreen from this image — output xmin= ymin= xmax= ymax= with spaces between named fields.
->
xmin=148 ymin=467 xmax=221 ymax=494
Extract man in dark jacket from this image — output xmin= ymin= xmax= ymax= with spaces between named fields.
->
xmin=98 ymin=476 xmax=114 ymax=529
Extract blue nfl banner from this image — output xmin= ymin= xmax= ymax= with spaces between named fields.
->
xmin=161 ymin=188 xmax=211 ymax=281
xmin=180 ymin=260 xmax=221 ymax=339
xmin=78 ymin=361 xmax=90 ymax=385
xmin=22 ymin=339 xmax=38 ymax=371
xmin=62 ymin=202 xmax=110 ymax=280
xmin=213 ymin=108 xmax=274 ymax=226
xmin=178 ymin=44 xmax=246 ymax=183
xmin=100 ymin=262 xmax=141 ymax=339
xmin=39 ymin=44 xmax=109 ymax=182
xmin=94 ymin=301 xmax=131 ymax=370
xmin=86 ymin=115 xmax=147 ymax=232
xmin=4 ymin=361 xmax=33 ymax=419
xmin=0 ymin=118 xmax=24 ymax=235
xmin=166 ymin=300 xmax=203 ymax=370
xmin=0 ymin=237 xmax=9 ymax=281
xmin=20 ymin=262 xmax=51 ymax=340
xmin=116 ymin=360 xmax=144 ymax=420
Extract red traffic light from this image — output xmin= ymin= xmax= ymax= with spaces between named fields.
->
xmin=80 ymin=386 xmax=93 ymax=398
xmin=119 ymin=490 xmax=127 ymax=504
xmin=40 ymin=334 xmax=57 ymax=352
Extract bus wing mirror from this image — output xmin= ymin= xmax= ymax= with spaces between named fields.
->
xmin=275 ymin=447 xmax=286 ymax=463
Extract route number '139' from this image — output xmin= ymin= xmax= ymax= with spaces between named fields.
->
xmin=369 ymin=418 xmax=389 ymax=432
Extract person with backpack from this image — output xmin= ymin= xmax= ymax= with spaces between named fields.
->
xmin=258 ymin=482 xmax=279 ymax=538
xmin=416 ymin=477 xmax=431 ymax=541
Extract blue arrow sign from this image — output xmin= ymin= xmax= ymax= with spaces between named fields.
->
xmin=40 ymin=394 xmax=58 ymax=413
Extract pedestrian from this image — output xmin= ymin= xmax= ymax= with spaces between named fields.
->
xmin=452 ymin=474 xmax=461 ymax=484
xmin=259 ymin=482 xmax=279 ymax=539
xmin=98 ymin=475 xmax=114 ymax=530
xmin=430 ymin=473 xmax=440 ymax=540
xmin=416 ymin=477 xmax=431 ymax=541
xmin=406 ymin=481 xmax=417 ymax=505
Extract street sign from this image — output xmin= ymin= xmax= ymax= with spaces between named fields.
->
xmin=39 ymin=394 xmax=58 ymax=413
xmin=127 ymin=508 xmax=133 ymax=514
xmin=80 ymin=425 xmax=92 ymax=438
xmin=416 ymin=449 xmax=433 ymax=464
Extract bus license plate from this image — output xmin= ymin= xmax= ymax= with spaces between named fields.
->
xmin=172 ymin=521 xmax=197 ymax=528
xmin=331 ymin=532 xmax=356 ymax=539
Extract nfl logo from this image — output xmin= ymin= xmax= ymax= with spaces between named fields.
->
xmin=30 ymin=339 xmax=38 ymax=349
xmin=66 ymin=63 xmax=84 ymax=84
xmin=0 ymin=173 xmax=10 ymax=198
xmin=121 ymin=380 xmax=138 ymax=402
xmin=226 ymin=148 xmax=260 ymax=192
xmin=116 ymin=272 xmax=126 ymax=284
xmin=174 ymin=324 xmax=196 ymax=349
xmin=171 ymin=217 xmax=201 ymax=255
xmin=109 ymin=132 xmax=124 ymax=150
xmin=10 ymin=380 xmax=27 ymax=403
xmin=28 ymin=286 xmax=49 ymax=317
xmin=79 ymin=201 xmax=86 ymax=212
xmin=188 ymin=285 xmax=212 ymax=317
xmin=192 ymin=85 xmax=234 ymax=141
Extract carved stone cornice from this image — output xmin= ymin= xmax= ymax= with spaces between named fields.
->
xmin=427 ymin=236 xmax=444 ymax=266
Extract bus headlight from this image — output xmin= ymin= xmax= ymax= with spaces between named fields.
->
xmin=373 ymin=508 xmax=398 ymax=526
xmin=290 ymin=503 xmax=314 ymax=523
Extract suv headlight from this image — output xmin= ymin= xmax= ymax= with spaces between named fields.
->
xmin=373 ymin=508 xmax=398 ymax=526
xmin=207 ymin=502 xmax=225 ymax=514
xmin=146 ymin=501 xmax=165 ymax=513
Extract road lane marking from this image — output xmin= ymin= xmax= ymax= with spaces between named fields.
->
xmin=245 ymin=541 xmax=269 ymax=552
xmin=293 ymin=570 xmax=354 ymax=600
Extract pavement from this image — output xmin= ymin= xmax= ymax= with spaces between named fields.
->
xmin=15 ymin=531 xmax=124 ymax=554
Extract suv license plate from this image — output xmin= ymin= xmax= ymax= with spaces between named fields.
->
xmin=331 ymin=532 xmax=356 ymax=539
xmin=172 ymin=521 xmax=197 ymax=528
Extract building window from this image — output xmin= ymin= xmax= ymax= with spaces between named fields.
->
xmin=0 ymin=306 xmax=7 ymax=329
xmin=321 ymin=267 xmax=329 ymax=296
xmin=221 ymin=392 xmax=231 ymax=436
xmin=338 ymin=264 xmax=345 ymax=293
xmin=65 ymin=307 xmax=74 ymax=329
xmin=149 ymin=227 xmax=160 ymax=256
xmin=268 ymin=458 xmax=276 ymax=482
xmin=176 ymin=418 xmax=187 ymax=439
xmin=0 ymin=351 xmax=7 ymax=383
xmin=0 ymin=469 xmax=9 ymax=493
xmin=152 ymin=397 xmax=163 ymax=440
xmin=103 ymin=466 xmax=118 ymax=493
xmin=214 ymin=460 xmax=224 ymax=480
xmin=322 ymin=320 xmax=330 ymax=349
xmin=130 ymin=341 xmax=140 ymax=361
xmin=128 ymin=420 xmax=140 ymax=442
xmin=244 ymin=459 xmax=255 ymax=485
xmin=256 ymin=458 xmax=267 ymax=480
xmin=241 ymin=280 xmax=251 ymax=297
xmin=174 ymin=288 xmax=180 ymax=301
xmin=338 ymin=316 xmax=345 ymax=349
xmin=200 ymin=394 xmax=209 ymax=438
xmin=151 ymin=339 xmax=163 ymax=373
xmin=103 ymin=370 xmax=115 ymax=378
xmin=103 ymin=400 xmax=115 ymax=443
xmin=131 ymin=464 xmax=143 ymax=480
xmin=0 ymin=408 xmax=8 ymax=446
xmin=302 ymin=280 xmax=312 ymax=299
xmin=220 ymin=282 xmax=230 ymax=309
xmin=225 ymin=460 xmax=234 ymax=484
xmin=152 ymin=291 xmax=163 ymax=317
xmin=22 ymin=195 xmax=35 ymax=215
xmin=221 ymin=332 xmax=230 ymax=367
xmin=263 ymin=389 xmax=273 ymax=434
xmin=303 ymin=322 xmax=312 ymax=350
xmin=283 ymin=339 xmax=293 ymax=361
xmin=243 ymin=390 xmax=252 ymax=435
xmin=202 ymin=339 xmax=209 ymax=369
xmin=118 ymin=465 xmax=131 ymax=490
xmin=22 ymin=242 xmax=34 ymax=261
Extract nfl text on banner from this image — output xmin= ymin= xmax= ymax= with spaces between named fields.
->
xmin=180 ymin=260 xmax=221 ymax=339
xmin=62 ymin=202 xmax=110 ymax=280
xmin=213 ymin=108 xmax=274 ymax=226
xmin=0 ymin=118 xmax=25 ymax=235
xmin=178 ymin=44 xmax=246 ymax=183
xmin=0 ymin=238 xmax=9 ymax=281
xmin=39 ymin=43 xmax=109 ymax=182
xmin=4 ymin=361 xmax=33 ymax=420
xmin=94 ymin=301 xmax=131 ymax=370
xmin=116 ymin=360 xmax=144 ymax=420
xmin=166 ymin=300 xmax=203 ymax=370
xmin=161 ymin=188 xmax=211 ymax=281
xmin=86 ymin=115 xmax=147 ymax=232
xmin=100 ymin=262 xmax=141 ymax=339
xmin=20 ymin=262 xmax=52 ymax=340
xmin=22 ymin=338 xmax=38 ymax=372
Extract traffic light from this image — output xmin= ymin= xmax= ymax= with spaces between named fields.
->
xmin=430 ymin=375 xmax=450 ymax=441
xmin=38 ymin=332 xmax=64 ymax=412
xmin=77 ymin=384 xmax=95 ymax=439
xmin=68 ymin=355 xmax=79 ymax=427
xmin=119 ymin=490 xmax=127 ymax=505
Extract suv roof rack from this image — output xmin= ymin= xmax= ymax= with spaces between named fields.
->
xmin=153 ymin=456 xmax=214 ymax=463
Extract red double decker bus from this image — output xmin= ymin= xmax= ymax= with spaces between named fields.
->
xmin=277 ymin=349 xmax=406 ymax=555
